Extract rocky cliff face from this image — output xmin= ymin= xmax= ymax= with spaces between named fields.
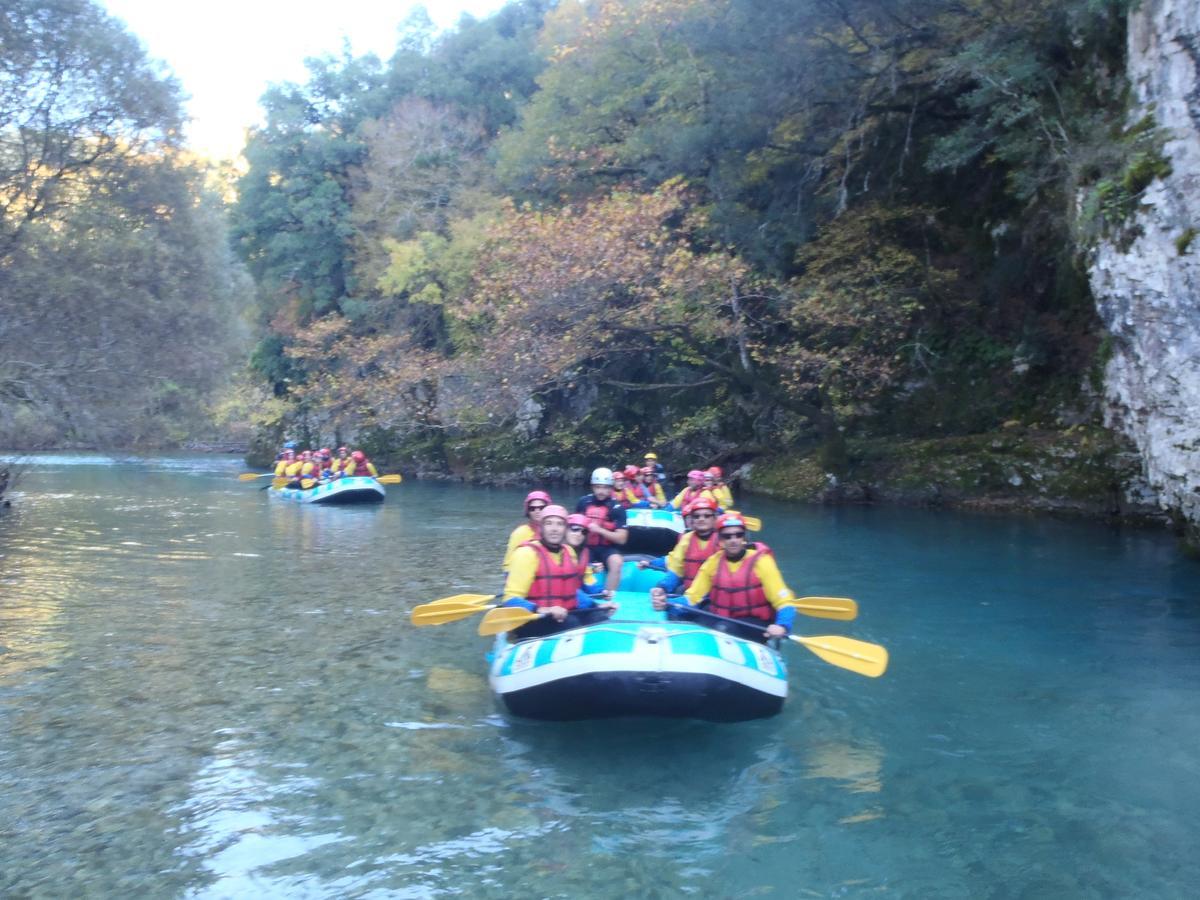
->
xmin=1090 ymin=0 xmax=1200 ymax=534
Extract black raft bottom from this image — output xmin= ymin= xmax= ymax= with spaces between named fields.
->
xmin=499 ymin=672 xmax=784 ymax=722
xmin=311 ymin=493 xmax=384 ymax=505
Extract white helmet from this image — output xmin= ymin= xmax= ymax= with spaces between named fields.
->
xmin=590 ymin=467 xmax=615 ymax=486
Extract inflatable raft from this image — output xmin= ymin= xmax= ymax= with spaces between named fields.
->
xmin=268 ymin=475 xmax=386 ymax=505
xmin=623 ymin=507 xmax=685 ymax=556
xmin=487 ymin=558 xmax=787 ymax=722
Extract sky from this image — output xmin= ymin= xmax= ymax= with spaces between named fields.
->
xmin=99 ymin=1 xmax=510 ymax=161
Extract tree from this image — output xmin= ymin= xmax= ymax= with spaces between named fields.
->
xmin=0 ymin=0 xmax=182 ymax=263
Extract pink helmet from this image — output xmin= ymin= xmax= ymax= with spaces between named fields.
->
xmin=524 ymin=490 xmax=552 ymax=509
xmin=687 ymin=469 xmax=705 ymax=480
xmin=540 ymin=504 xmax=569 ymax=522
xmin=351 ymin=450 xmax=365 ymax=462
xmin=566 ymin=513 xmax=590 ymax=527
xmin=708 ymin=466 xmax=723 ymax=477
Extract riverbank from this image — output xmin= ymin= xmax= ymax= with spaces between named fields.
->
xmin=741 ymin=425 xmax=1173 ymax=526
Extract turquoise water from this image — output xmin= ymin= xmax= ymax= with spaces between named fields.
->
xmin=1 ymin=454 xmax=1198 ymax=898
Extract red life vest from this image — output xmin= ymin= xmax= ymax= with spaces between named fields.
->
xmin=583 ymin=501 xmax=617 ymax=547
xmin=679 ymin=486 xmax=705 ymax=507
xmin=708 ymin=543 xmax=775 ymax=623
xmin=522 ymin=541 xmax=580 ymax=609
xmin=681 ymin=531 xmax=720 ymax=588
xmin=576 ymin=546 xmax=591 ymax=575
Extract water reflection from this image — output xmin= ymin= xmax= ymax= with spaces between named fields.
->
xmin=1 ymin=457 xmax=1199 ymax=898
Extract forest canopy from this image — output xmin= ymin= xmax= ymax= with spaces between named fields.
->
xmin=0 ymin=0 xmax=254 ymax=447
xmin=232 ymin=0 xmax=1150 ymax=469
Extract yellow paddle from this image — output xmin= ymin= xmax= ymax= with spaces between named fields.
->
xmin=423 ymin=593 xmax=498 ymax=608
xmin=790 ymin=596 xmax=858 ymax=621
xmin=478 ymin=606 xmax=546 ymax=636
xmin=412 ymin=602 xmax=500 ymax=626
xmin=788 ymin=635 xmax=888 ymax=678
xmin=377 ymin=474 xmax=403 ymax=484
xmin=666 ymin=603 xmax=887 ymax=677
xmin=238 ymin=472 xmax=278 ymax=481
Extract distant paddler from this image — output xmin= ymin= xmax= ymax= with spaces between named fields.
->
xmin=671 ymin=469 xmax=716 ymax=512
xmin=342 ymin=450 xmax=378 ymax=478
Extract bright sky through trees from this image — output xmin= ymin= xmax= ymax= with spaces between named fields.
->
xmin=98 ymin=0 xmax=508 ymax=161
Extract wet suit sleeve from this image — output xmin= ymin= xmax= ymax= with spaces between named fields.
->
xmin=502 ymin=546 xmax=539 ymax=612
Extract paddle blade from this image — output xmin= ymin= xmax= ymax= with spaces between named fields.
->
xmin=791 ymin=635 xmax=888 ymax=678
xmin=790 ymin=596 xmax=858 ymax=621
xmin=238 ymin=472 xmax=270 ymax=481
xmin=743 ymin=515 xmax=763 ymax=531
xmin=271 ymin=477 xmax=288 ymax=488
xmin=411 ymin=603 xmax=497 ymax=626
xmin=300 ymin=478 xmax=317 ymax=489
xmin=377 ymin=474 xmax=403 ymax=484
xmin=478 ymin=607 xmax=541 ymax=636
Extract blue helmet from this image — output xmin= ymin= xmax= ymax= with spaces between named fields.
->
xmin=283 ymin=440 xmax=297 ymax=450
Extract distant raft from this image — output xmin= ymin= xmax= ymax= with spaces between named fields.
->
xmin=268 ymin=475 xmax=386 ymax=505
xmin=486 ymin=557 xmax=787 ymax=722
xmin=622 ymin=507 xmax=685 ymax=556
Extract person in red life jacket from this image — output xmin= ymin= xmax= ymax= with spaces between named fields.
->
xmin=629 ymin=466 xmax=667 ymax=508
xmin=502 ymin=490 xmax=552 ymax=573
xmin=502 ymin=505 xmax=616 ymax=638
xmin=314 ymin=448 xmax=334 ymax=481
xmin=330 ymin=446 xmax=350 ymax=477
xmin=671 ymin=469 xmax=715 ymax=512
xmin=342 ymin=450 xmax=378 ymax=478
xmin=566 ymin=512 xmax=607 ymax=598
xmin=274 ymin=448 xmax=295 ymax=478
xmin=574 ymin=467 xmax=629 ymax=594
xmin=707 ymin=466 xmax=735 ymax=508
xmin=611 ymin=470 xmax=632 ymax=508
xmin=651 ymin=513 xmax=797 ymax=643
xmin=639 ymin=497 xmax=722 ymax=590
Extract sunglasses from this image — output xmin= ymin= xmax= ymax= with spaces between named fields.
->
xmin=527 ymin=504 xmax=547 ymax=512
xmin=692 ymin=512 xmax=715 ymax=519
xmin=568 ymin=525 xmax=585 ymax=532
xmin=719 ymin=531 xmax=747 ymax=540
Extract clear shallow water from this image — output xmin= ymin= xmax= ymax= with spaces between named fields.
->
xmin=1 ymin=454 xmax=1198 ymax=898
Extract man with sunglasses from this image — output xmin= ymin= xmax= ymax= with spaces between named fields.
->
xmin=502 ymin=505 xmax=616 ymax=638
xmin=651 ymin=513 xmax=797 ymax=643
xmin=640 ymin=497 xmax=722 ymax=591
xmin=502 ymin=490 xmax=552 ymax=573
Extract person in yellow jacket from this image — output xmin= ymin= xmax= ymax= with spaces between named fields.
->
xmin=330 ymin=446 xmax=350 ymax=476
xmin=651 ymin=513 xmax=796 ymax=643
xmin=342 ymin=450 xmax=378 ymax=478
xmin=274 ymin=449 xmax=294 ymax=477
xmin=629 ymin=467 xmax=667 ymax=508
xmin=706 ymin=466 xmax=735 ymax=508
xmin=671 ymin=469 xmax=716 ymax=511
xmin=638 ymin=497 xmax=721 ymax=590
xmin=502 ymin=491 xmax=551 ymax=573
xmin=501 ymin=505 xmax=616 ymax=638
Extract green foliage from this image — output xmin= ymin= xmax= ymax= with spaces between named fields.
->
xmin=234 ymin=0 xmax=1150 ymax=476
xmin=1175 ymin=227 xmax=1197 ymax=256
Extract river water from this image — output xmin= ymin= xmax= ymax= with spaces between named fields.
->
xmin=1 ymin=453 xmax=1198 ymax=898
